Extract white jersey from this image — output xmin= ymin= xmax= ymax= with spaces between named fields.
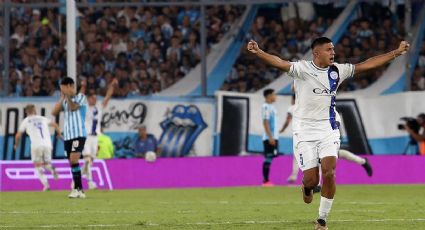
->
xmin=85 ymin=104 xmax=101 ymax=136
xmin=288 ymin=60 xmax=354 ymax=140
xmin=18 ymin=115 xmax=52 ymax=150
xmin=262 ymin=103 xmax=279 ymax=140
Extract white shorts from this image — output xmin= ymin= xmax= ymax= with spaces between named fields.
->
xmin=31 ymin=146 xmax=52 ymax=163
xmin=82 ymin=135 xmax=98 ymax=158
xmin=293 ymin=129 xmax=340 ymax=171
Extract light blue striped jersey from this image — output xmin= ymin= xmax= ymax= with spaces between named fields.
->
xmin=62 ymin=93 xmax=88 ymax=140
xmin=262 ymin=103 xmax=279 ymax=140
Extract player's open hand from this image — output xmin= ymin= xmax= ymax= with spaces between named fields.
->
xmin=397 ymin=41 xmax=410 ymax=55
xmin=247 ymin=40 xmax=260 ymax=54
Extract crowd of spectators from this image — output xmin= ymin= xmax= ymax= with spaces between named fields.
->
xmin=5 ymin=3 xmax=244 ymax=97
xmin=221 ymin=2 xmax=423 ymax=93
xmin=336 ymin=2 xmax=406 ymax=91
xmin=221 ymin=3 xmax=340 ymax=92
xmin=411 ymin=34 xmax=425 ymax=91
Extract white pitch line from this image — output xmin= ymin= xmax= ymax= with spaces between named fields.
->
xmin=1 ymin=218 xmax=425 ymax=228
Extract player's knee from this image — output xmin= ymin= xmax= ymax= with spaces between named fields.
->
xmin=322 ymin=169 xmax=336 ymax=182
xmin=303 ymin=176 xmax=319 ymax=188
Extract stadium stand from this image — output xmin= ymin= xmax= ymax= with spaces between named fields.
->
xmin=411 ymin=33 xmax=425 ymax=91
xmin=6 ymin=5 xmax=244 ymax=97
xmin=221 ymin=3 xmax=340 ymax=92
xmin=220 ymin=2 xmax=423 ymax=93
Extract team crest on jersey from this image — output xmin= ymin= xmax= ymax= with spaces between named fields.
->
xmin=330 ymin=71 xmax=339 ymax=80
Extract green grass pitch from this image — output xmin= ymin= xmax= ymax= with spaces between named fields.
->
xmin=1 ymin=185 xmax=425 ymax=229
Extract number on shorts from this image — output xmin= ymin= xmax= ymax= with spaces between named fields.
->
xmin=71 ymin=140 xmax=79 ymax=151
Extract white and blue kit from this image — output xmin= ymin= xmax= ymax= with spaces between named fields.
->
xmin=288 ymin=60 xmax=355 ymax=171
xmin=83 ymin=104 xmax=102 ymax=158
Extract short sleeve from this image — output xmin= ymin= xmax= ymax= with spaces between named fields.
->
xmin=334 ymin=63 xmax=355 ymax=83
xmin=262 ymin=105 xmax=271 ymax=120
xmin=75 ymin=93 xmax=87 ymax=106
xmin=18 ymin=118 xmax=28 ymax=133
xmin=287 ymin=61 xmax=301 ymax=79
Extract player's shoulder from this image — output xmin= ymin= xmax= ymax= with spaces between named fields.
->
xmin=332 ymin=62 xmax=353 ymax=68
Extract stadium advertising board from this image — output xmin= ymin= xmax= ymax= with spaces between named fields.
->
xmin=2 ymin=156 xmax=425 ymax=191
xmin=0 ymin=97 xmax=215 ymax=160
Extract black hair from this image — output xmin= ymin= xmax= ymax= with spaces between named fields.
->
xmin=263 ymin=88 xmax=274 ymax=98
xmin=418 ymin=113 xmax=425 ymax=120
xmin=60 ymin=77 xmax=75 ymax=85
xmin=311 ymin=37 xmax=333 ymax=50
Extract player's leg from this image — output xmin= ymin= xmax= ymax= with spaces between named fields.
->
xmin=84 ymin=156 xmax=97 ymax=189
xmin=66 ymin=138 xmax=86 ymax=198
xmin=315 ymin=132 xmax=340 ymax=230
xmin=287 ymin=156 xmax=299 ymax=183
xmin=42 ymin=146 xmax=58 ymax=180
xmin=82 ymin=136 xmax=97 ymax=189
xmin=338 ymin=149 xmax=373 ymax=176
xmin=262 ymin=140 xmax=275 ymax=186
xmin=32 ymin=148 xmax=49 ymax=191
xmin=315 ymin=156 xmax=336 ymax=229
xmin=294 ymin=139 xmax=320 ymax=203
xmin=301 ymin=166 xmax=320 ymax=203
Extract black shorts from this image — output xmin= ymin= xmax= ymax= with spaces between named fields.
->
xmin=263 ymin=140 xmax=279 ymax=158
xmin=64 ymin=137 xmax=86 ymax=157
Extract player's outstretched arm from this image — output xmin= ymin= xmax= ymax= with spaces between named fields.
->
xmin=102 ymin=78 xmax=118 ymax=108
xmin=247 ymin=40 xmax=291 ymax=72
xmin=79 ymin=79 xmax=87 ymax=95
xmin=51 ymin=93 xmax=65 ymax=116
xmin=354 ymin=41 xmax=410 ymax=75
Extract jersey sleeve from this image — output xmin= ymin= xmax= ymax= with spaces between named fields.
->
xmin=287 ymin=61 xmax=304 ymax=79
xmin=335 ymin=63 xmax=355 ymax=83
xmin=75 ymin=93 xmax=87 ymax=106
xmin=18 ymin=118 xmax=28 ymax=133
xmin=262 ymin=105 xmax=271 ymax=120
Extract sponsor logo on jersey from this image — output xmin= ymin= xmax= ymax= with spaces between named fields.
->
xmin=312 ymin=88 xmax=337 ymax=95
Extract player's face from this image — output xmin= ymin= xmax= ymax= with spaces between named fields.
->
xmin=61 ymin=84 xmax=76 ymax=96
xmin=267 ymin=93 xmax=277 ymax=103
xmin=316 ymin=43 xmax=335 ymax=66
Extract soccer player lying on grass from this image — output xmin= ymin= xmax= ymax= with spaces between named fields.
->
xmin=14 ymin=104 xmax=62 ymax=191
xmin=247 ymin=37 xmax=409 ymax=230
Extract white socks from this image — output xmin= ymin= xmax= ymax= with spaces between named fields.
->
xmin=338 ymin=149 xmax=366 ymax=165
xmin=35 ymin=167 xmax=48 ymax=187
xmin=318 ymin=196 xmax=334 ymax=221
